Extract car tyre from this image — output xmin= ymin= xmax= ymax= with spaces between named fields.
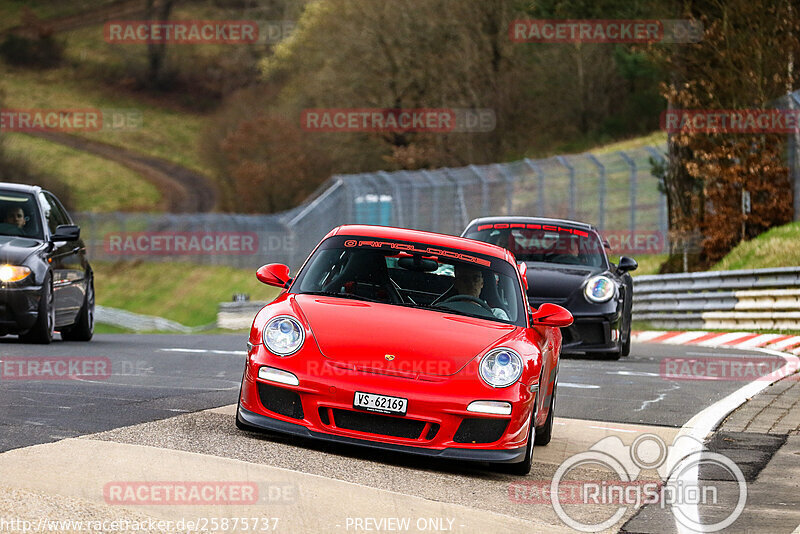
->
xmin=235 ymin=372 xmax=258 ymax=432
xmin=20 ymin=273 xmax=54 ymax=345
xmin=620 ymin=327 xmax=631 ymax=357
xmin=61 ymin=275 xmax=94 ymax=342
xmin=535 ymin=382 xmax=557 ymax=446
xmin=499 ymin=409 xmax=535 ymax=476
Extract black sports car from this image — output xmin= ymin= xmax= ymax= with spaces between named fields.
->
xmin=0 ymin=183 xmax=94 ymax=344
xmin=462 ymin=216 xmax=637 ymax=359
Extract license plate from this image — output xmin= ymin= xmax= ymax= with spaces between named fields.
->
xmin=353 ymin=391 xmax=408 ymax=415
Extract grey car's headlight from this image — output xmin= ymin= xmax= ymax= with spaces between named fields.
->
xmin=584 ymin=275 xmax=615 ymax=303
xmin=0 ymin=265 xmax=31 ymax=283
xmin=263 ymin=316 xmax=304 ymax=356
xmin=479 ymin=348 xmax=523 ymax=388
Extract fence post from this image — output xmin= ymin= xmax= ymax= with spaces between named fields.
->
xmin=378 ymin=170 xmax=404 ymax=228
xmin=421 ymin=170 xmax=440 ymax=232
xmin=791 ymin=93 xmax=800 ymax=222
xmin=495 ymin=164 xmax=515 ymax=215
xmin=586 ymin=154 xmax=606 ymax=229
xmin=556 ymin=156 xmax=576 ymax=219
xmin=619 ymin=151 xmax=637 ymax=232
xmin=645 ymin=145 xmax=669 ymax=249
xmin=523 ymin=158 xmax=545 ymax=216
xmin=470 ymin=165 xmax=490 ymax=217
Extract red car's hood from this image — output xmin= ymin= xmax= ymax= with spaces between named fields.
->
xmin=294 ymin=294 xmax=515 ymax=376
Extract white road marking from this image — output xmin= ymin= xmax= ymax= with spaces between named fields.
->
xmin=695 ymin=331 xmax=753 ymax=347
xmin=770 ymin=336 xmax=800 ymax=350
xmin=159 ymin=348 xmax=246 ymax=356
xmin=660 ymin=331 xmax=711 ymax=345
xmin=670 ymin=347 xmax=800 ymax=533
xmin=607 ymin=370 xmax=661 ymax=377
xmin=736 ymin=333 xmax=784 ymax=348
xmin=632 ymin=331 xmax=669 ymax=342
xmin=559 ymin=382 xmax=600 ymax=389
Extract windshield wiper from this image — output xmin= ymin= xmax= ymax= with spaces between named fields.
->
xmin=298 ymin=290 xmax=383 ymax=303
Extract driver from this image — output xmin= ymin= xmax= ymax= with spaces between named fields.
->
xmin=4 ymin=207 xmax=26 ymax=229
xmin=451 ymin=263 xmax=510 ymax=320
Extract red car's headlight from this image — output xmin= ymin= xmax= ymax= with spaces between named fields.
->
xmin=479 ymin=348 xmax=523 ymax=388
xmin=263 ymin=316 xmax=305 ymax=356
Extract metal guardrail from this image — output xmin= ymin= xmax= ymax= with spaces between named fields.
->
xmin=633 ymin=267 xmax=800 ymax=330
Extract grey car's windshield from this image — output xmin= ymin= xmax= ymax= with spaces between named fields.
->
xmin=0 ymin=190 xmax=43 ymax=240
xmin=291 ymin=236 xmax=526 ymax=326
xmin=466 ymin=226 xmax=607 ymax=268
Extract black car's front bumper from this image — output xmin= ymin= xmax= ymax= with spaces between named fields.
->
xmin=0 ymin=284 xmax=42 ymax=333
xmin=237 ymin=405 xmax=528 ymax=464
xmin=560 ymin=312 xmax=622 ymax=354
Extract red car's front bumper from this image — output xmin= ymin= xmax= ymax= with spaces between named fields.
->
xmin=238 ymin=345 xmax=536 ymax=464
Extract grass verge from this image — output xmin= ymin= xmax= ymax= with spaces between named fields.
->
xmin=93 ymin=261 xmax=279 ymax=327
xmin=4 ymin=133 xmax=162 ymax=211
xmin=712 ymin=222 xmax=800 ymax=271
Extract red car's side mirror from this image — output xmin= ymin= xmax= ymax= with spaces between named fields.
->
xmin=256 ymin=263 xmax=291 ymax=288
xmin=530 ymin=303 xmax=573 ymax=327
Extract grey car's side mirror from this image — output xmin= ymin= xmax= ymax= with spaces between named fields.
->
xmin=50 ymin=224 xmax=80 ymax=241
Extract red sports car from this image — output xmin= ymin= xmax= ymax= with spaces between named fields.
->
xmin=236 ymin=225 xmax=572 ymax=474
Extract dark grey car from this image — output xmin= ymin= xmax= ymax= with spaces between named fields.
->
xmin=0 ymin=182 xmax=94 ymax=343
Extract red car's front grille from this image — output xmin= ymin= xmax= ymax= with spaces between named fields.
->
xmin=322 ymin=408 xmax=438 ymax=440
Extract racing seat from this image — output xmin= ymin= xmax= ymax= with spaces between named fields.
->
xmin=322 ymin=251 xmax=402 ymax=303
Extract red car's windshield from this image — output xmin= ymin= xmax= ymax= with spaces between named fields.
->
xmin=291 ymin=235 xmax=527 ymax=326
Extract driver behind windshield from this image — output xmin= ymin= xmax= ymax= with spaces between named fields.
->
xmin=449 ymin=263 xmax=510 ymax=321
xmin=4 ymin=207 xmax=26 ymax=229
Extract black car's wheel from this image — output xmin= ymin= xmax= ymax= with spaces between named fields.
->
xmin=20 ymin=274 xmax=54 ymax=344
xmin=620 ymin=327 xmax=631 ymax=357
xmin=500 ymin=411 xmax=535 ymax=476
xmin=535 ymin=381 xmax=557 ymax=446
xmin=61 ymin=275 xmax=94 ymax=342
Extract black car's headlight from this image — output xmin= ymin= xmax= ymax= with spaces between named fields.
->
xmin=479 ymin=348 xmax=523 ymax=388
xmin=584 ymin=275 xmax=615 ymax=303
xmin=263 ymin=316 xmax=305 ymax=356
xmin=0 ymin=265 xmax=31 ymax=283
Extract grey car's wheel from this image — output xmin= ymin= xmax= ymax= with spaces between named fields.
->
xmin=61 ymin=276 xmax=94 ymax=341
xmin=21 ymin=274 xmax=54 ymax=344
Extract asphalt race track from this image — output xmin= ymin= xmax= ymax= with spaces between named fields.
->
xmin=0 ymin=334 xmax=789 ymax=532
xmin=0 ymin=334 xmax=782 ymax=452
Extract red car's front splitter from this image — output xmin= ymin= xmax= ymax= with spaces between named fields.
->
xmin=238 ymin=359 xmax=533 ymax=464
xmin=237 ymin=404 xmax=527 ymax=464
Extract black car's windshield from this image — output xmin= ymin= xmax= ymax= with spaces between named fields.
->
xmin=466 ymin=226 xmax=606 ymax=268
xmin=291 ymin=235 xmax=526 ymax=326
xmin=0 ymin=190 xmax=43 ymax=240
